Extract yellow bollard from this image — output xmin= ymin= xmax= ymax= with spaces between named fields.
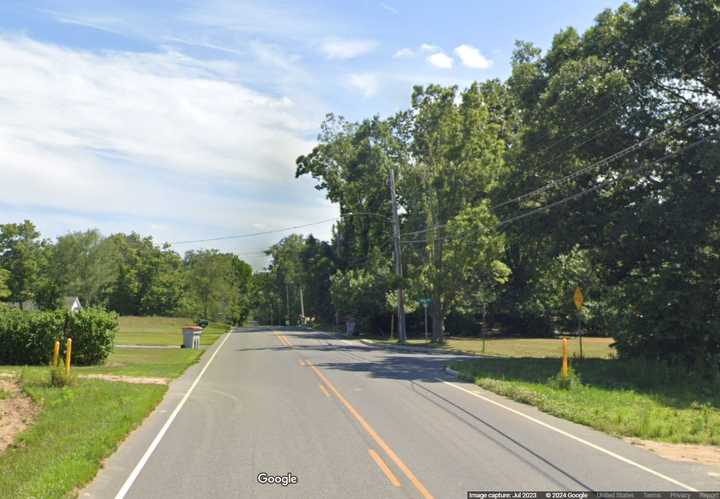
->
xmin=562 ymin=338 xmax=569 ymax=380
xmin=65 ymin=338 xmax=72 ymax=376
xmin=52 ymin=340 xmax=60 ymax=367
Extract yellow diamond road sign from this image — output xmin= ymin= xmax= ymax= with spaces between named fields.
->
xmin=574 ymin=287 xmax=584 ymax=310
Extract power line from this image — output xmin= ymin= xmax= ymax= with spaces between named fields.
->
xmin=168 ymin=218 xmax=339 ymax=245
xmin=398 ymin=104 xmax=717 ymax=242
xmin=493 ymin=105 xmax=718 ymax=210
xmin=521 ymin=34 xmax=720 ymax=162
xmin=168 ymin=211 xmax=392 ymax=246
xmin=495 ymin=133 xmax=715 ymax=227
xmin=401 ymin=132 xmax=715 ymax=245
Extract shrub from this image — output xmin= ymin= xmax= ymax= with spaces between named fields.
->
xmin=0 ymin=307 xmax=118 ymax=365
xmin=64 ymin=308 xmax=118 ymax=365
xmin=547 ymin=365 xmax=583 ymax=390
xmin=49 ymin=364 xmax=77 ymax=387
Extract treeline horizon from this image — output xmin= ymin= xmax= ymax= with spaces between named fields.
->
xmin=0 ymin=220 xmax=253 ymax=324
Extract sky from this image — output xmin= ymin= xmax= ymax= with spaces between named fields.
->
xmin=0 ymin=0 xmax=625 ymax=268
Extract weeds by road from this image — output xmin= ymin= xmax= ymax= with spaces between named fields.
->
xmin=449 ymin=357 xmax=720 ymax=445
xmin=0 ymin=369 xmax=165 ymax=498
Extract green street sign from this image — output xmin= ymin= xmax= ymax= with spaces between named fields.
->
xmin=419 ymin=298 xmax=432 ymax=306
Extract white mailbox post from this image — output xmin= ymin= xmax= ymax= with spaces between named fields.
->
xmin=182 ymin=325 xmax=203 ymax=349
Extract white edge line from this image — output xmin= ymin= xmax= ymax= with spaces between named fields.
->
xmin=439 ymin=379 xmax=698 ymax=492
xmin=114 ymin=331 xmax=233 ymax=499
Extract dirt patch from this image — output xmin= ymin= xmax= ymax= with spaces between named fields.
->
xmin=0 ymin=378 xmax=39 ymax=454
xmin=626 ymin=437 xmax=720 ymax=468
xmin=80 ymin=374 xmax=169 ymax=385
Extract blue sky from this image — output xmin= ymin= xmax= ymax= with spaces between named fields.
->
xmin=0 ymin=0 xmax=624 ymax=267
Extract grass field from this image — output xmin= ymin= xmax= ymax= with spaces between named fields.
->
xmin=369 ymin=336 xmax=615 ymax=359
xmin=449 ymin=357 xmax=720 ymax=445
xmin=115 ymin=316 xmax=227 ymax=346
xmin=0 ymin=369 xmax=166 ymax=498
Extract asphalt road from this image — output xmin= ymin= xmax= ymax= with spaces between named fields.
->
xmin=83 ymin=327 xmax=720 ymax=499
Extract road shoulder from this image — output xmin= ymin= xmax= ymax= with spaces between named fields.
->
xmin=79 ymin=329 xmax=233 ymax=499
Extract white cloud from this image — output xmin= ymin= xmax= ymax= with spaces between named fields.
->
xmin=427 ymin=52 xmax=453 ymax=69
xmin=379 ymin=3 xmax=399 ymax=15
xmin=454 ymin=44 xmax=493 ymax=69
xmin=393 ymin=47 xmax=414 ymax=58
xmin=420 ymin=43 xmax=440 ymax=53
xmin=320 ymin=38 xmax=378 ymax=60
xmin=347 ymin=73 xmax=380 ymax=97
xmin=0 ymin=36 xmax=338 ymax=256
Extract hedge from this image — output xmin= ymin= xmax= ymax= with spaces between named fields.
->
xmin=0 ymin=307 xmax=118 ymax=365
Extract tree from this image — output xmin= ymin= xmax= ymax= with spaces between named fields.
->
xmin=0 ymin=268 xmax=10 ymax=301
xmin=47 ymin=230 xmax=117 ymax=307
xmin=400 ymin=84 xmax=508 ymax=342
xmin=266 ymin=235 xmax=306 ymax=325
xmin=251 ymin=271 xmax=282 ymax=325
xmin=443 ymin=203 xmax=511 ymax=327
xmin=228 ymin=258 xmax=253 ymax=325
xmin=0 ymin=221 xmax=43 ymax=308
xmin=184 ymin=250 xmax=233 ymax=320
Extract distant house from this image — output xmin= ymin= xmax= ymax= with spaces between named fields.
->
xmin=63 ymin=296 xmax=83 ymax=313
xmin=9 ymin=296 xmax=82 ymax=313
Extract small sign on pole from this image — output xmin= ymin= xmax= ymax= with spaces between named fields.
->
xmin=573 ymin=287 xmax=584 ymax=311
xmin=573 ymin=287 xmax=584 ymax=359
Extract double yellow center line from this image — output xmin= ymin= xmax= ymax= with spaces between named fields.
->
xmin=276 ymin=334 xmax=292 ymax=348
xmin=276 ymin=332 xmax=433 ymax=499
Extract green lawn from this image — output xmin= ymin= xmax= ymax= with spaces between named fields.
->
xmin=0 ymin=369 xmax=166 ymax=498
xmin=0 ymin=349 xmax=205 ymax=381
xmin=449 ymin=357 xmax=720 ymax=445
xmin=78 ymin=348 xmax=205 ymax=379
xmin=116 ymin=316 xmax=227 ymax=346
xmin=369 ymin=336 xmax=615 ymax=359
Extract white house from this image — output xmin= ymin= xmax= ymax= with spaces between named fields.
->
xmin=8 ymin=296 xmax=82 ymax=312
xmin=63 ymin=296 xmax=83 ymax=313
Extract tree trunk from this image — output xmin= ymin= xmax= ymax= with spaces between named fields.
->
xmin=431 ymin=295 xmax=443 ymax=343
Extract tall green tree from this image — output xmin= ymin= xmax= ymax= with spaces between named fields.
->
xmin=0 ymin=268 xmax=10 ymax=301
xmin=0 ymin=221 xmax=43 ymax=308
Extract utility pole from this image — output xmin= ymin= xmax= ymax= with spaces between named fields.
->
xmin=285 ymin=282 xmax=290 ymax=326
xmin=299 ymin=287 xmax=305 ymax=325
xmin=389 ymin=169 xmax=407 ymax=343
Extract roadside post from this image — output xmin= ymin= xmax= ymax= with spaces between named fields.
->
xmin=65 ymin=338 xmax=72 ymax=376
xmin=574 ymin=287 xmax=584 ymax=359
xmin=52 ymin=340 xmax=60 ymax=367
xmin=481 ymin=302 xmax=487 ymax=354
xmin=419 ymin=298 xmax=431 ymax=340
xmin=562 ymin=338 xmax=569 ymax=380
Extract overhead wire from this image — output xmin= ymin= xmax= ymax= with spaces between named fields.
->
xmin=400 ymin=132 xmax=717 ymax=245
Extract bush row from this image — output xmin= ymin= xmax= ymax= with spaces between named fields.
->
xmin=0 ymin=306 xmax=118 ymax=365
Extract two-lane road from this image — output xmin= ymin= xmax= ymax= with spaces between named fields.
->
xmin=83 ymin=328 xmax=720 ymax=499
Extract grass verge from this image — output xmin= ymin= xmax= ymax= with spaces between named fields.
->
xmin=368 ymin=336 xmax=615 ymax=359
xmin=0 ymin=369 xmax=166 ymax=498
xmin=449 ymin=357 xmax=720 ymax=445
xmin=79 ymin=348 xmax=204 ymax=379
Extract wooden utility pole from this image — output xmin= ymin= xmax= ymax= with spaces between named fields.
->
xmin=299 ymin=287 xmax=305 ymax=325
xmin=389 ymin=169 xmax=407 ymax=343
xmin=285 ymin=282 xmax=290 ymax=326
